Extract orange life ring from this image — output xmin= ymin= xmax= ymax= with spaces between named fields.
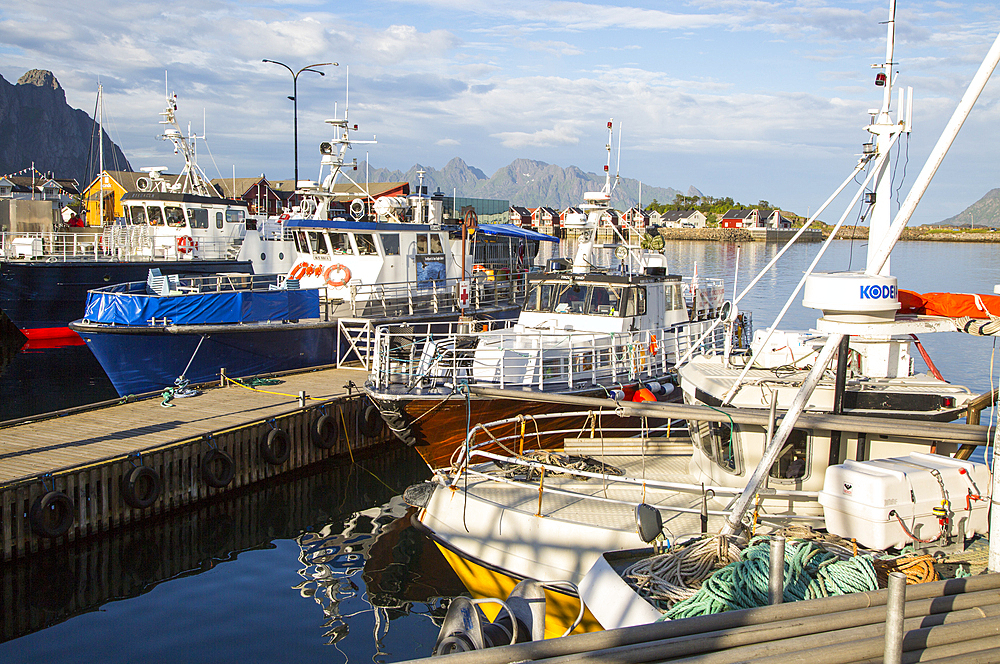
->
xmin=176 ymin=235 xmax=196 ymax=254
xmin=289 ymin=262 xmax=308 ymax=280
xmin=324 ymin=264 xmax=351 ymax=288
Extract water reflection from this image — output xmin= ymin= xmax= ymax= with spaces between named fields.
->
xmin=0 ymin=445 xmax=454 ymax=658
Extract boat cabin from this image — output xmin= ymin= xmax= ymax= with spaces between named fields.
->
xmin=120 ymin=191 xmax=250 ymax=260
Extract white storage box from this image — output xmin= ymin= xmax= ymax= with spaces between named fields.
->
xmin=12 ymin=237 xmax=43 ymax=258
xmin=818 ymin=452 xmax=989 ymax=550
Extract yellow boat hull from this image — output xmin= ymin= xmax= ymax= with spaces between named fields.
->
xmin=433 ymin=541 xmax=604 ymax=639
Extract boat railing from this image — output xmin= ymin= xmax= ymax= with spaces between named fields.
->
xmin=343 ymin=272 xmax=527 ymax=319
xmin=0 ymin=229 xmax=243 ymax=261
xmin=369 ymin=317 xmax=727 ymax=391
xmin=441 ymin=409 xmax=819 ymax=520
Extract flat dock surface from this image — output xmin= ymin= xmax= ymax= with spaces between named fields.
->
xmin=0 ymin=366 xmax=368 ymax=486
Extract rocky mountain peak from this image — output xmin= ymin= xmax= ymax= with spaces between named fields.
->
xmin=17 ymin=69 xmax=61 ymax=91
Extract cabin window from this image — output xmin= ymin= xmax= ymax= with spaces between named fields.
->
xmin=187 ymin=208 xmax=209 ymax=229
xmin=524 ymin=283 xmax=557 ymax=312
xmin=129 ymin=206 xmax=146 ymax=225
xmin=770 ymin=430 xmax=809 ymax=480
xmin=554 ymin=283 xmax=587 ymax=314
xmin=147 ymin=206 xmax=164 ymax=226
xmin=665 ymin=284 xmax=683 ymax=310
xmin=587 ymin=286 xmax=625 ymax=316
xmin=0 ymin=185 xmax=11 ymax=197
xmin=225 ymin=208 xmax=245 ymax=223
xmin=417 ymin=233 xmax=444 ymax=255
xmin=307 ymin=231 xmax=330 ymax=256
xmin=381 ymin=234 xmax=400 ymax=255
xmin=216 ymin=212 xmax=224 ymax=229
xmin=623 ymin=287 xmax=647 ymax=317
xmin=329 ymin=232 xmax=353 ymax=255
xmin=293 ymin=231 xmax=308 ymax=254
xmin=165 ymin=206 xmax=186 ymax=228
xmin=693 ymin=420 xmax=738 ymax=472
xmin=355 ymin=233 xmax=377 ymax=256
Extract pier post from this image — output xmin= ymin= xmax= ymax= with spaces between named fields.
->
xmin=768 ymin=536 xmax=785 ymax=604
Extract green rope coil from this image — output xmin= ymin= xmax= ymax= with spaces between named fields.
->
xmin=661 ymin=537 xmax=878 ymax=621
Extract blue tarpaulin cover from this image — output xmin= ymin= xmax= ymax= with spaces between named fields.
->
xmin=83 ymin=288 xmax=320 ymax=326
xmin=477 ymin=223 xmax=559 ymax=242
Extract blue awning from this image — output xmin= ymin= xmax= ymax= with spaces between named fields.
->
xmin=477 ymin=223 xmax=559 ymax=242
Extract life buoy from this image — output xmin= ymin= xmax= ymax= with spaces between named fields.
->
xmin=649 ymin=334 xmax=658 ymax=356
xmin=260 ymin=428 xmax=290 ymax=465
xmin=121 ymin=465 xmax=162 ymax=509
xmin=311 ymin=413 xmax=340 ymax=449
xmin=324 ymin=264 xmax=352 ymax=288
xmin=358 ymin=403 xmax=385 ymax=439
xmin=29 ymin=491 xmax=74 ymax=539
xmin=289 ymin=262 xmax=308 ymax=280
xmin=632 ymin=388 xmax=657 ymax=403
xmin=201 ymin=449 xmax=235 ymax=488
xmin=176 ymin=235 xmax=196 ymax=254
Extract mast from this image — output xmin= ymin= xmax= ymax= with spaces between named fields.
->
xmin=98 ymin=83 xmax=104 ymax=226
xmin=865 ymin=0 xmax=905 ymax=276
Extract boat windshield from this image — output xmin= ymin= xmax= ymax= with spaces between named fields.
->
xmin=524 ymin=282 xmax=627 ymax=316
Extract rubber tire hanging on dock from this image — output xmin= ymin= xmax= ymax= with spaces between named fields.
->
xmin=29 ymin=491 xmax=74 ymax=539
xmin=260 ymin=428 xmax=291 ymax=465
xmin=358 ymin=403 xmax=385 ymax=439
xmin=201 ymin=449 xmax=235 ymax=488
xmin=121 ymin=465 xmax=162 ymax=509
xmin=311 ymin=414 xmax=340 ymax=449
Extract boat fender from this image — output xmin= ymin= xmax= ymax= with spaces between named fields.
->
xmin=324 ymin=264 xmax=351 ymax=288
xmin=646 ymin=381 xmax=664 ymax=394
xmin=121 ymin=465 xmax=162 ymax=509
xmin=632 ymin=388 xmax=657 ymax=402
xmin=29 ymin=491 xmax=74 ymax=539
xmin=201 ymin=449 xmax=235 ymax=488
xmin=311 ymin=413 xmax=341 ymax=449
xmin=402 ymin=481 xmax=437 ymax=508
xmin=358 ymin=403 xmax=385 ymax=439
xmin=609 ymin=389 xmax=626 ymax=401
xmin=260 ymin=427 xmax=291 ymax=465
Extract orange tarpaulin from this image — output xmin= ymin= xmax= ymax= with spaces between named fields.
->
xmin=898 ymin=290 xmax=1000 ymax=319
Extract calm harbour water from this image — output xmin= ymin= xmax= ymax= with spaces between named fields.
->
xmin=0 ymin=239 xmax=997 ymax=662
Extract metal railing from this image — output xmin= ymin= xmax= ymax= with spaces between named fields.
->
xmin=341 ymin=272 xmax=527 ymax=319
xmin=0 ymin=229 xmax=243 ymax=261
xmin=370 ymin=317 xmax=727 ymax=391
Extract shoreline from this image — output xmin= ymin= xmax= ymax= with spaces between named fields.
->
xmin=650 ymin=227 xmax=1000 ymax=242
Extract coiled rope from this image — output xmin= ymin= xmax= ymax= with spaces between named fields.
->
xmin=658 ymin=536 xmax=879 ymax=620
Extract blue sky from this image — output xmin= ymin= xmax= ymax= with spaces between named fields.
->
xmin=2 ymin=0 xmax=998 ymax=223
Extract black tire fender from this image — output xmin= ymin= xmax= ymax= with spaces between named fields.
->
xmin=358 ymin=403 xmax=385 ymax=439
xmin=121 ymin=465 xmax=162 ymax=509
xmin=29 ymin=491 xmax=74 ymax=539
xmin=202 ymin=448 xmax=235 ymax=488
xmin=260 ymin=427 xmax=291 ymax=465
xmin=311 ymin=413 xmax=340 ymax=449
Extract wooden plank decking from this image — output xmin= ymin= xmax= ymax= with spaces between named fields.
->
xmin=0 ymin=366 xmax=369 ymax=486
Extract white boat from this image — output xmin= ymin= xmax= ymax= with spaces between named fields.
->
xmin=70 ymin=96 xmax=538 ymax=396
xmin=363 ymin=120 xmax=730 ymax=468
xmin=405 ymin=0 xmax=1000 ymax=642
xmin=1 ymin=87 xmax=287 ymax=341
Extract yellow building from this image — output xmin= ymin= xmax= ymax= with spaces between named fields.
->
xmin=81 ymin=171 xmax=168 ymax=226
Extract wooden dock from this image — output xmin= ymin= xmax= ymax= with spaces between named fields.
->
xmin=0 ymin=365 xmax=391 ymax=561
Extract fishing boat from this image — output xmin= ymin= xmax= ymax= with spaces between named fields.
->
xmin=363 ymin=121 xmax=731 ymax=468
xmin=0 ymin=87 xmax=290 ymax=342
xmin=401 ymin=0 xmax=1000 ymax=643
xmin=69 ymin=105 xmax=539 ymax=397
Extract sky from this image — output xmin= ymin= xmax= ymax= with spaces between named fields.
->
xmin=2 ymin=0 xmax=999 ymax=224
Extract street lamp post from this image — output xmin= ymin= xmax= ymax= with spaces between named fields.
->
xmin=262 ymin=59 xmax=338 ymax=189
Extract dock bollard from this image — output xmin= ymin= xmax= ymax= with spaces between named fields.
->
xmin=768 ymin=535 xmax=785 ymax=605
xmin=884 ymin=571 xmax=906 ymax=664
xmin=298 ymin=391 xmax=306 ymax=408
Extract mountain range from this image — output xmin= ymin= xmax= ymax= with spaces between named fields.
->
xmin=359 ymin=157 xmax=700 ymax=211
xmin=0 ymin=70 xmax=131 ymax=187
